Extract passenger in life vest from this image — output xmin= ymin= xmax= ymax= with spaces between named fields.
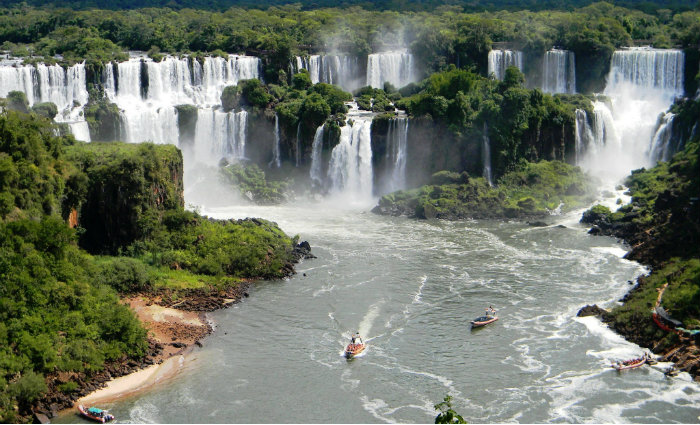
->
xmin=350 ymin=332 xmax=363 ymax=348
xmin=485 ymin=306 xmax=496 ymax=317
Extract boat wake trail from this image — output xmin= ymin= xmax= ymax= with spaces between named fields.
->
xmin=358 ymin=300 xmax=384 ymax=339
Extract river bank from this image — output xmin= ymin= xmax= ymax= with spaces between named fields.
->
xmin=39 ymin=240 xmax=315 ymax=423
xmin=579 ymin=137 xmax=700 ymax=381
xmin=38 ymin=288 xmax=235 ymax=423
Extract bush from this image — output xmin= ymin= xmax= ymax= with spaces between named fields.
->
xmin=240 ymin=79 xmax=273 ymax=109
xmin=31 ymin=102 xmax=58 ymax=119
xmin=220 ymin=85 xmax=241 ymax=112
xmin=292 ymin=70 xmax=312 ymax=90
xmin=6 ymin=91 xmax=29 ymax=113
xmin=99 ymin=257 xmax=154 ymax=293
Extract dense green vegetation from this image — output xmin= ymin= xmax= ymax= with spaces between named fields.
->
xmin=393 ymin=66 xmax=592 ymax=178
xmin=0 ymin=2 xmax=697 ymax=91
xmin=0 ymin=110 xmax=301 ymax=422
xmin=220 ymin=163 xmax=292 ymax=204
xmin=374 ymin=160 xmax=595 ymax=219
xmin=0 ymin=0 xmax=695 ymax=14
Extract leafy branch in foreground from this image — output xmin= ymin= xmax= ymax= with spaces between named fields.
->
xmin=435 ymin=395 xmax=467 ymax=424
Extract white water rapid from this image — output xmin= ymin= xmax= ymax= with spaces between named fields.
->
xmin=488 ymin=50 xmax=524 ymax=80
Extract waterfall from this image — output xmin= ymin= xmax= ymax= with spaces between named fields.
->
xmin=482 ymin=122 xmax=492 ymax=186
xmin=270 ymin=114 xmax=281 ymax=168
xmin=607 ymin=48 xmax=684 ymax=95
xmin=0 ymin=61 xmax=90 ymax=141
xmin=582 ymin=47 xmax=686 ymax=181
xmin=574 ymin=109 xmax=590 ymax=164
xmin=575 ymin=101 xmax=620 ymax=173
xmin=385 ymin=117 xmax=409 ymax=192
xmin=366 ymin=51 xmax=415 ymax=89
xmin=542 ymin=49 xmax=576 ymax=94
xmin=328 ymin=114 xmax=373 ymax=200
xmin=649 ymin=113 xmax=676 ymax=163
xmin=488 ymin=50 xmax=523 ymax=80
xmin=193 ymin=109 xmax=248 ymax=165
xmin=309 ymin=124 xmax=325 ymax=184
xmin=293 ymin=54 xmax=362 ymax=92
xmin=104 ymin=54 xmax=259 ymax=162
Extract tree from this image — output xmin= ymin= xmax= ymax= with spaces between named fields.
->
xmin=434 ymin=395 xmax=467 ymax=424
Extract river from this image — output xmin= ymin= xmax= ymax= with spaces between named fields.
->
xmin=61 ymin=200 xmax=700 ymax=423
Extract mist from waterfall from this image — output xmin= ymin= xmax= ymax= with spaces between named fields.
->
xmin=488 ymin=50 xmax=523 ymax=80
xmin=542 ymin=49 xmax=576 ymax=94
xmin=579 ymin=47 xmax=685 ymax=182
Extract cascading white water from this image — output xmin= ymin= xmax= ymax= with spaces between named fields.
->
xmin=0 ymin=61 xmax=90 ymax=141
xmin=607 ymin=48 xmax=684 ymax=95
xmin=200 ymin=56 xmax=261 ymax=105
xmin=309 ymin=124 xmax=325 ymax=184
xmin=293 ymin=54 xmax=362 ymax=92
xmin=104 ymin=54 xmax=259 ymax=157
xmin=270 ymin=114 xmax=281 ymax=168
xmin=482 ymin=122 xmax=493 ymax=185
xmin=384 ymin=117 xmax=409 ymax=193
xmin=581 ymin=47 xmax=685 ymax=182
xmin=575 ymin=101 xmax=619 ymax=173
xmin=574 ymin=109 xmax=591 ymax=164
xmin=193 ymin=109 xmax=248 ymax=165
xmin=542 ymin=49 xmax=576 ymax=94
xmin=328 ymin=106 xmax=374 ymax=201
xmin=488 ymin=50 xmax=523 ymax=80
xmin=649 ymin=112 xmax=676 ymax=163
xmin=366 ymin=51 xmax=416 ymax=89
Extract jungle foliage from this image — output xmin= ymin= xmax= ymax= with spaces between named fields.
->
xmin=375 ymin=159 xmax=596 ymax=219
xmin=0 ymin=2 xmax=697 ymax=91
xmin=0 ymin=110 xmax=300 ymax=422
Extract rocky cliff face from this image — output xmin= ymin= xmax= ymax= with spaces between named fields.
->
xmin=64 ymin=142 xmax=184 ymax=254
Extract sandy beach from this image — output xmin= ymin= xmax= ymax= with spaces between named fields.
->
xmin=72 ymin=297 xmax=211 ymax=407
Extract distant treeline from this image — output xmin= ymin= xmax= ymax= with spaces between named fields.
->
xmin=0 ymin=0 xmax=697 ymax=13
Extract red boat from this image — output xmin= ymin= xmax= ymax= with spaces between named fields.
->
xmin=77 ymin=405 xmax=114 ymax=423
xmin=471 ymin=315 xmax=498 ymax=328
xmin=612 ymin=357 xmax=647 ymax=371
xmin=344 ymin=342 xmax=366 ymax=358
